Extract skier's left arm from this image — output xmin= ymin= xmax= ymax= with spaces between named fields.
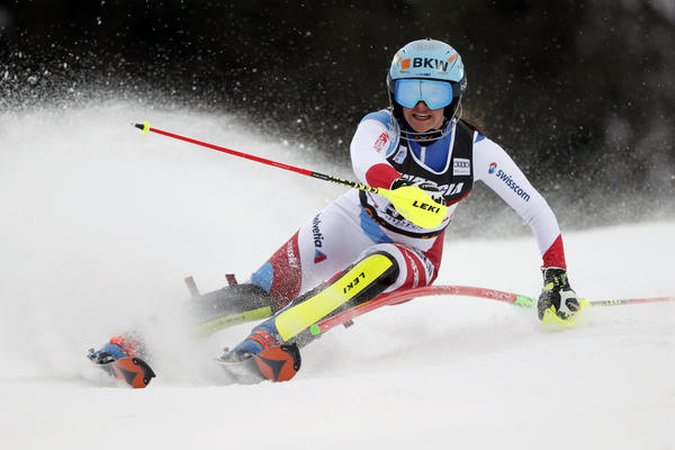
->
xmin=473 ymin=136 xmax=579 ymax=321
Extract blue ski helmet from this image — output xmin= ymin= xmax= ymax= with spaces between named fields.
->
xmin=387 ymin=39 xmax=467 ymax=140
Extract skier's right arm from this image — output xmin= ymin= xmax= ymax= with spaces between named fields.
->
xmin=473 ymin=136 xmax=579 ymax=321
xmin=350 ymin=112 xmax=401 ymax=189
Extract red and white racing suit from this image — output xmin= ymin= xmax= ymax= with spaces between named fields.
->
xmin=250 ymin=109 xmax=567 ymax=311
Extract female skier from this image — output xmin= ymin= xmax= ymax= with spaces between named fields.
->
xmin=91 ymin=39 xmax=579 ymax=380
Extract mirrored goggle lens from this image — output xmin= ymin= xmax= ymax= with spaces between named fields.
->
xmin=394 ymin=79 xmax=454 ymax=110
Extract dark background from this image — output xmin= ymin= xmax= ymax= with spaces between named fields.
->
xmin=1 ymin=0 xmax=673 ymax=230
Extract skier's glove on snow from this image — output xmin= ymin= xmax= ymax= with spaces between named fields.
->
xmin=537 ymin=267 xmax=579 ymax=321
xmin=391 ymin=178 xmax=446 ymax=205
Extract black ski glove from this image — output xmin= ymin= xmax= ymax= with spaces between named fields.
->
xmin=537 ymin=267 xmax=579 ymax=321
xmin=391 ymin=178 xmax=446 ymax=205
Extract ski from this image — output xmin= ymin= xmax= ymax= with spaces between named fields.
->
xmin=87 ymin=351 xmax=156 ymax=388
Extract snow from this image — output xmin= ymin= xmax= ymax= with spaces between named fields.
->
xmin=1 ymin=102 xmax=674 ymax=450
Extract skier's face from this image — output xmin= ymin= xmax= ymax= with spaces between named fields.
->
xmin=402 ymin=102 xmax=445 ymax=133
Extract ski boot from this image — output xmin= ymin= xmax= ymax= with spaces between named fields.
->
xmin=88 ymin=335 xmax=144 ymax=363
xmin=87 ymin=334 xmax=156 ymax=388
xmin=217 ymin=320 xmax=301 ymax=384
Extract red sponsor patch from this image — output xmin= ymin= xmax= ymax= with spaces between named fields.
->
xmin=373 ymin=132 xmax=389 ymax=153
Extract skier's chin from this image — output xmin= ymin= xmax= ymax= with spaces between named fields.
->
xmin=408 ymin=123 xmax=438 ymax=134
xmin=406 ymin=118 xmax=442 ymax=134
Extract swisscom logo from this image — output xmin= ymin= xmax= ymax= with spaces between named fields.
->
xmin=488 ymin=162 xmax=530 ymax=202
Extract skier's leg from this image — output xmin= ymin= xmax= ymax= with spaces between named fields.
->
xmin=225 ymin=241 xmax=438 ymax=359
xmin=248 ymin=203 xmax=379 ymax=310
xmin=192 ymin=203 xmax=372 ymax=336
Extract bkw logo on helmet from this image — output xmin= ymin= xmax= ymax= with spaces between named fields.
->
xmin=399 ymin=54 xmax=459 ymax=73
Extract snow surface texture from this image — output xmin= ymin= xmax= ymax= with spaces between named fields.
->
xmin=1 ymin=103 xmax=674 ymax=450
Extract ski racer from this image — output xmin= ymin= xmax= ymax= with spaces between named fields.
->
xmin=91 ymin=38 xmax=579 ymax=378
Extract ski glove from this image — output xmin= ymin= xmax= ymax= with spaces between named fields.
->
xmin=391 ymin=178 xmax=446 ymax=205
xmin=537 ymin=267 xmax=579 ymax=321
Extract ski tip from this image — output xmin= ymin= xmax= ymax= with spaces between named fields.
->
xmin=133 ymin=121 xmax=151 ymax=135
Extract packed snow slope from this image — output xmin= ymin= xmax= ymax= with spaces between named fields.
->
xmin=1 ymin=103 xmax=674 ymax=450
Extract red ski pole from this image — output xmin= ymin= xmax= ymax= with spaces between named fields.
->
xmin=133 ymin=121 xmax=448 ymax=229
xmin=313 ymin=285 xmax=675 ymax=335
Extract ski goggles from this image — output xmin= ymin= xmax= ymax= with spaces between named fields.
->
xmin=394 ymin=79 xmax=455 ymax=110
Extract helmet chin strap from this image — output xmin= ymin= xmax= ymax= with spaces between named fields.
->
xmin=399 ymin=123 xmax=452 ymax=142
xmin=453 ymin=101 xmax=463 ymax=121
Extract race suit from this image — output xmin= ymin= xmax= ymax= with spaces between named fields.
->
xmin=249 ymin=109 xmax=567 ymax=312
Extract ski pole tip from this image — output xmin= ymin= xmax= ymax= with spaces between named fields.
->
xmin=133 ymin=121 xmax=151 ymax=135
